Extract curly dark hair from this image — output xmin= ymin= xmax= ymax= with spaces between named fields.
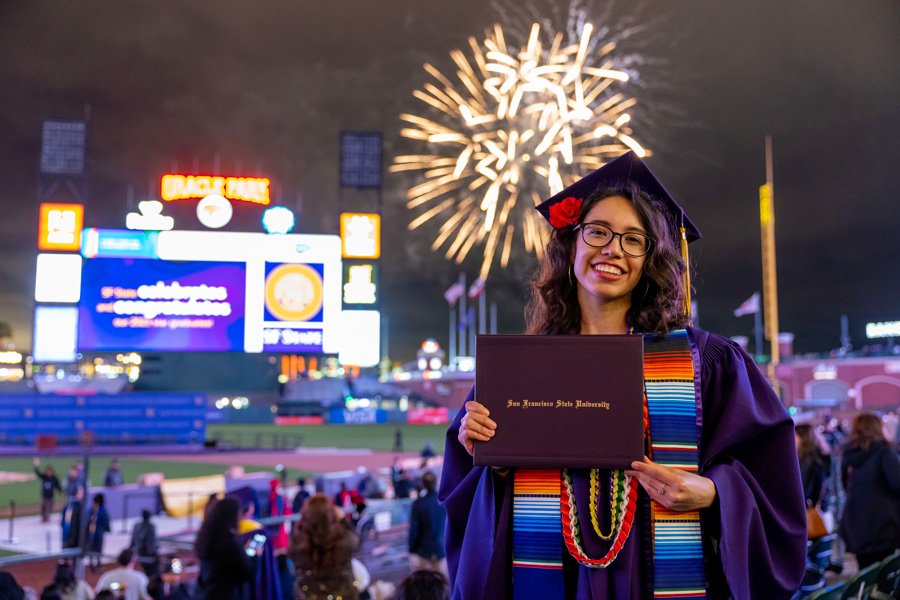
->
xmin=526 ymin=183 xmax=689 ymax=336
xmin=288 ymin=494 xmax=359 ymax=577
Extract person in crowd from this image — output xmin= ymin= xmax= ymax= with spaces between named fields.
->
xmin=393 ymin=470 xmax=412 ymax=500
xmin=442 ymin=152 xmax=807 ymax=598
xmin=39 ymin=586 xmax=62 ymax=600
xmin=420 ymin=442 xmax=436 ymax=459
xmin=292 ymin=478 xmax=311 ymax=515
xmin=33 ymin=458 xmax=62 ymax=523
xmin=102 ymin=460 xmax=122 ymax=488
xmin=391 ymin=570 xmax=450 ymax=600
xmin=130 ymin=510 xmax=159 ymax=578
xmin=61 ymin=489 xmax=83 ymax=550
xmin=0 ymin=570 xmax=32 ymax=600
xmin=144 ymin=574 xmax=188 ymax=600
xmin=796 ymin=423 xmax=833 ymax=511
xmin=393 ymin=428 xmax=403 ymax=452
xmin=238 ymin=499 xmax=263 ymax=534
xmin=838 ymin=412 xmax=900 ymax=568
xmin=93 ymin=592 xmax=115 ymax=600
xmin=276 ymin=554 xmax=295 ymax=600
xmin=408 ymin=472 xmax=448 ymax=579
xmin=289 ymin=494 xmax=361 ymax=600
xmin=95 ymin=549 xmax=149 ymax=600
xmin=52 ymin=561 xmax=94 ymax=600
xmin=267 ymin=479 xmax=291 ymax=550
xmin=86 ymin=494 xmax=111 ymax=573
xmin=193 ymin=497 xmax=255 ymax=600
xmin=62 ymin=465 xmax=82 ymax=504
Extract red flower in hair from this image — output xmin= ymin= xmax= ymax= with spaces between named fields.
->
xmin=548 ymin=196 xmax=583 ymax=228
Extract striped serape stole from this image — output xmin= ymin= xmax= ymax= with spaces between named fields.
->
xmin=644 ymin=329 xmax=707 ymax=598
xmin=512 ymin=469 xmax=565 ymax=600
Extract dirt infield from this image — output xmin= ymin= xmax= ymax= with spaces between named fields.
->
xmin=142 ymin=449 xmax=426 ymax=473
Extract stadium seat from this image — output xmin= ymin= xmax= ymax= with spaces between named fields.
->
xmin=806 ymin=582 xmax=846 ymax=600
xmin=837 ymin=562 xmax=880 ymax=600
xmin=868 ymin=551 xmax=900 ymax=600
xmin=798 ymin=534 xmax=837 ymax=596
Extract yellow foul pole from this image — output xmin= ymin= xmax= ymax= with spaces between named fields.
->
xmin=759 ymin=135 xmax=779 ymax=382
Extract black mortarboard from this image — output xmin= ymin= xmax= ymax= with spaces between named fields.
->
xmin=535 ymin=151 xmax=702 ymax=242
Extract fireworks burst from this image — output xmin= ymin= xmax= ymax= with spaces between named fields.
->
xmin=392 ymin=22 xmax=649 ymax=280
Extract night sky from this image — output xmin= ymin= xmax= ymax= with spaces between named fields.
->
xmin=1 ymin=0 xmax=898 ymax=362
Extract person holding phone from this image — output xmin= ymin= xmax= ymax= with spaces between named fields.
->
xmin=193 ymin=497 xmax=255 ymax=600
xmin=95 ymin=549 xmax=148 ymax=600
xmin=441 ymin=152 xmax=807 ymax=599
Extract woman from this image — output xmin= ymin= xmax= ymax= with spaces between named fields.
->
xmin=795 ymin=423 xmax=832 ymax=510
xmin=87 ymin=494 xmax=111 ymax=573
xmin=838 ymin=412 xmax=900 ymax=568
xmin=193 ymin=497 xmax=255 ymax=600
xmin=288 ymin=494 xmax=360 ymax=600
xmin=52 ymin=561 xmax=94 ymax=600
xmin=441 ymin=152 xmax=807 ymax=599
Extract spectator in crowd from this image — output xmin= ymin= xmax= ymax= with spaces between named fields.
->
xmin=87 ymin=494 xmax=111 ymax=573
xmin=52 ymin=561 xmax=94 ymax=600
xmin=61 ymin=489 xmax=83 ymax=549
xmin=145 ymin=574 xmax=189 ymax=600
xmin=796 ymin=423 xmax=832 ymax=511
xmin=390 ymin=570 xmax=449 ymax=600
xmin=193 ymin=498 xmax=254 ymax=600
xmin=33 ymin=458 xmax=62 ymax=523
xmin=291 ymin=478 xmax=311 ymax=515
xmin=839 ymin=412 xmax=900 ymax=568
xmin=267 ymin=479 xmax=291 ymax=550
xmin=276 ymin=555 xmax=294 ymax=600
xmin=407 ymin=472 xmax=447 ymax=579
xmin=393 ymin=470 xmax=412 ymax=500
xmin=0 ymin=570 xmax=32 ymax=600
xmin=62 ymin=465 xmax=82 ymax=503
xmin=39 ymin=586 xmax=62 ymax=600
xmin=93 ymin=592 xmax=115 ymax=600
xmin=95 ymin=549 xmax=149 ymax=600
xmin=289 ymin=494 xmax=361 ymax=600
xmin=420 ymin=442 xmax=435 ymax=459
xmin=393 ymin=428 xmax=403 ymax=452
xmin=238 ymin=500 xmax=263 ymax=534
xmin=102 ymin=460 xmax=122 ymax=488
xmin=130 ymin=510 xmax=159 ymax=578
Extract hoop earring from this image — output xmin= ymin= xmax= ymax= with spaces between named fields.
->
xmin=569 ymin=265 xmax=575 ymax=287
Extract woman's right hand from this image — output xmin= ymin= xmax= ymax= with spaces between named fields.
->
xmin=458 ymin=401 xmax=497 ymax=457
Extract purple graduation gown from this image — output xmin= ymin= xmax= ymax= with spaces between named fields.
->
xmin=438 ymin=328 xmax=807 ymax=599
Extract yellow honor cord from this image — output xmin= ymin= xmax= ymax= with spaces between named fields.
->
xmin=589 ymin=468 xmax=617 ymax=540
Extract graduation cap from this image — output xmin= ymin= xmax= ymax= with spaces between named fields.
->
xmin=534 ymin=151 xmax=699 ymax=319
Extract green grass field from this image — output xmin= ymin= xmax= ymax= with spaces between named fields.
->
xmin=1 ymin=423 xmax=449 ymax=513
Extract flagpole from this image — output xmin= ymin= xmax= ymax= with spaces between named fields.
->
xmin=490 ymin=302 xmax=497 ymax=335
xmin=458 ymin=273 xmax=466 ymax=358
xmin=754 ymin=305 xmax=763 ymax=360
xmin=449 ymin=306 xmax=456 ymax=371
xmin=479 ymin=287 xmax=486 ymax=335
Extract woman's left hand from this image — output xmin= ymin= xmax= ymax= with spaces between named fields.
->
xmin=624 ymin=456 xmax=717 ymax=512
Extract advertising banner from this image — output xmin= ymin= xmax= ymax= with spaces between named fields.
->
xmin=407 ymin=407 xmax=450 ymax=425
xmin=78 ymin=258 xmax=246 ymax=351
xmin=329 ymin=408 xmax=387 ymax=424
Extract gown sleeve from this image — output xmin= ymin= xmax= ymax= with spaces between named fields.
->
xmin=692 ymin=329 xmax=807 ymax=600
xmin=439 ymin=386 xmax=513 ymax=600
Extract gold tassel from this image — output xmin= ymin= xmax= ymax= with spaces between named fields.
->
xmin=680 ymin=225 xmax=692 ymax=324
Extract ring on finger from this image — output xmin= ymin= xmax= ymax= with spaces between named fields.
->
xmin=658 ymin=483 xmax=666 ymax=495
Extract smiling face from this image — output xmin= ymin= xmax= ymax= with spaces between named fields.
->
xmin=572 ymin=195 xmax=647 ymax=313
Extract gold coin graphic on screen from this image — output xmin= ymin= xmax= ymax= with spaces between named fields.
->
xmin=264 ymin=264 xmax=324 ymax=322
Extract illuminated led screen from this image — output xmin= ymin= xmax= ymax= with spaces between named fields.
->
xmin=78 ymin=258 xmax=246 ymax=352
xmin=67 ymin=231 xmax=342 ymax=354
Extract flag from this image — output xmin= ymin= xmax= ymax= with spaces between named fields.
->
xmin=467 ymin=277 xmax=486 ymax=299
xmin=444 ymin=281 xmax=465 ymax=305
xmin=457 ymin=308 xmax=475 ymax=330
xmin=734 ymin=292 xmax=760 ymax=317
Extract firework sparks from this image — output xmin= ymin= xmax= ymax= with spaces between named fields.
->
xmin=393 ymin=22 xmax=649 ymax=280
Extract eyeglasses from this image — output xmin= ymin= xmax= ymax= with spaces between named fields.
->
xmin=576 ymin=223 xmax=653 ymax=257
